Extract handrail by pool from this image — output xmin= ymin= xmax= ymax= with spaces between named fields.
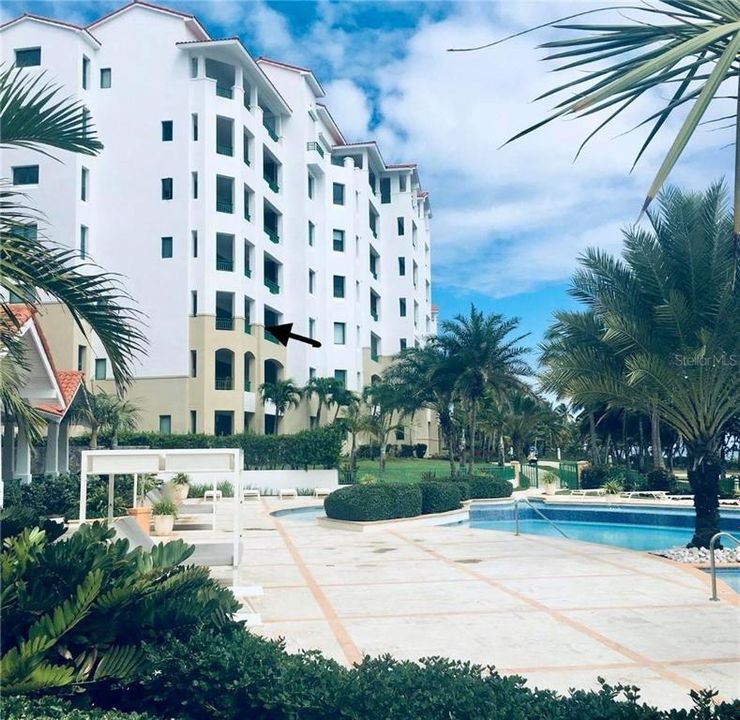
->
xmin=514 ymin=498 xmax=569 ymax=539
xmin=709 ymin=531 xmax=740 ymax=601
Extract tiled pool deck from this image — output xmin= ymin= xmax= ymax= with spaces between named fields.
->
xmin=183 ymin=497 xmax=740 ymax=709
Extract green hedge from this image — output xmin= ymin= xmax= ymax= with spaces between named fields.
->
xmin=2 ymin=697 xmax=154 ymax=720
xmin=419 ymin=482 xmax=462 ymax=514
xmin=88 ymin=624 xmax=738 ymax=720
xmin=324 ymin=484 xmax=422 ymax=521
xmin=71 ymin=426 xmax=344 ymax=470
xmin=467 ymin=476 xmax=513 ymax=499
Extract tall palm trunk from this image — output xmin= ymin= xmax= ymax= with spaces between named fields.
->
xmin=650 ymin=406 xmax=664 ymax=469
xmin=90 ymin=424 xmax=99 ymax=449
xmin=467 ymin=403 xmax=477 ymax=475
xmin=316 ymin=400 xmax=323 ymax=427
xmin=588 ymin=410 xmax=599 ymax=464
xmin=686 ymin=443 xmax=722 ymax=548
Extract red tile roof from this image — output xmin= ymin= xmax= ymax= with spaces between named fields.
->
xmin=36 ymin=371 xmax=84 ymax=417
xmin=1 ymin=303 xmax=35 ymax=333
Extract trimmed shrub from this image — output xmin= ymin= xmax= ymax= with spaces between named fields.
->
xmin=645 ymin=467 xmax=675 ymax=491
xmin=468 ymin=476 xmax=513 ymax=499
xmin=2 ymin=696 xmax=154 ymax=719
xmin=419 ymin=482 xmax=462 ymax=514
xmin=355 ymin=444 xmax=381 ymax=460
xmin=324 ymin=484 xmax=422 ymax=521
xmin=414 ymin=443 xmax=428 ymax=459
xmin=398 ymin=444 xmax=414 ymax=458
xmin=605 ymin=466 xmax=646 ymax=491
xmin=580 ymin=465 xmax=608 ymax=489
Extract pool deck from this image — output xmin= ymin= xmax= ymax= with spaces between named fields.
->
xmin=183 ymin=497 xmax=739 ymax=709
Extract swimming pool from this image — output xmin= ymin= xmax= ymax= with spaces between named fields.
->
xmin=458 ymin=501 xmax=740 ymax=552
xmin=272 ymin=505 xmax=326 ymax=522
xmin=707 ymin=568 xmax=740 ymax=593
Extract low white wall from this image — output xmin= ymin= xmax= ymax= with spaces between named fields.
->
xmin=243 ymin=469 xmax=338 ymax=492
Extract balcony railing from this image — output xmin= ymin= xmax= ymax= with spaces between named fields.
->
xmin=244 ymin=380 xmax=252 ymax=391
xmin=264 ymin=330 xmax=280 ymax=343
xmin=244 ymin=266 xmax=251 ymax=278
xmin=216 ymin=85 xmax=233 ymax=99
xmin=216 ymin=201 xmax=233 ymax=214
xmin=265 ymin=228 xmax=279 ymax=244
xmin=244 ymin=321 xmax=252 ymax=334
xmin=264 ymin=175 xmax=279 ymax=193
xmin=264 ymin=278 xmax=279 ymax=294
xmin=306 ymin=141 xmax=324 ymax=158
xmin=370 ymin=269 xmax=378 ymax=281
xmin=370 ymin=351 xmax=379 ymax=362
xmin=371 ymin=311 xmax=379 ymax=322
xmin=244 ymin=210 xmax=251 ymax=222
xmin=215 ymin=377 xmax=233 ymax=390
xmin=371 ymin=228 xmax=378 ymax=239
xmin=217 ymin=144 xmax=233 ymax=157
xmin=263 ymin=121 xmax=279 ymax=141
xmin=215 ymin=317 xmax=234 ymax=330
xmin=216 ymin=259 xmax=234 ymax=272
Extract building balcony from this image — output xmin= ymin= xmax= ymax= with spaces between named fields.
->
xmin=244 ymin=210 xmax=251 ymax=222
xmin=265 ymin=229 xmax=279 ymax=244
xmin=263 ymin=121 xmax=279 ymax=142
xmin=264 ymin=278 xmax=279 ymax=294
xmin=264 ymin=330 xmax=280 ymax=343
xmin=306 ymin=141 xmax=324 ymax=158
xmin=244 ymin=321 xmax=252 ymax=334
xmin=370 ymin=311 xmax=379 ymax=322
xmin=370 ymin=269 xmax=378 ymax=281
xmin=244 ymin=267 xmax=252 ymax=278
xmin=216 ymin=259 xmax=234 ymax=272
xmin=216 ymin=201 xmax=233 ymax=214
xmin=215 ymin=317 xmax=234 ymax=331
xmin=215 ymin=377 xmax=233 ymax=390
xmin=216 ymin=85 xmax=233 ymax=99
xmin=370 ymin=351 xmax=379 ymax=362
xmin=216 ymin=144 xmax=234 ymax=156
xmin=263 ymin=175 xmax=279 ymax=193
xmin=371 ymin=228 xmax=378 ymax=239
xmin=244 ymin=380 xmax=252 ymax=391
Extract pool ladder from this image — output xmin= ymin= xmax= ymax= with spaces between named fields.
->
xmin=513 ymin=497 xmax=569 ymax=539
xmin=709 ymin=531 xmax=740 ymax=601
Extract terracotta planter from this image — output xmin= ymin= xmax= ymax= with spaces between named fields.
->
xmin=153 ymin=514 xmax=174 ymax=536
xmin=127 ymin=506 xmax=152 ymax=534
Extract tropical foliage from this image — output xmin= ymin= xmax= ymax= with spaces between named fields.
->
xmin=258 ymin=379 xmax=302 ymax=434
xmin=72 ymin=390 xmax=141 ymax=448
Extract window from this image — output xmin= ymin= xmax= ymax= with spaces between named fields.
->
xmin=16 ymin=223 xmax=37 ymax=241
xmin=161 ymin=120 xmax=173 ymax=141
xmin=309 ymin=367 xmax=316 ymax=379
xmin=334 ymin=369 xmax=347 ymax=386
xmin=307 ymin=173 xmax=315 ymax=198
xmin=189 ymin=350 xmax=198 ymax=378
xmin=216 ymin=116 xmax=234 ymax=155
xmin=332 ymin=229 xmax=345 ymax=252
xmin=309 ymin=318 xmax=316 ymax=339
xmin=81 ymin=167 xmax=89 ymax=201
xmin=161 ymin=178 xmax=173 ymax=199
xmin=397 ymin=217 xmax=405 ymax=235
xmin=244 ymin=241 xmax=252 ymax=276
xmin=334 ymin=322 xmax=346 ymax=345
xmin=191 ymin=290 xmax=198 ymax=316
xmin=12 ymin=165 xmax=39 ymax=185
xmin=192 ymin=113 xmax=199 ymax=141
xmin=243 ymin=184 xmax=252 ymax=220
xmin=399 ymin=298 xmax=407 ymax=317
xmin=159 ymin=415 xmax=172 ymax=435
xmin=395 ymin=428 xmax=405 ymax=441
xmin=191 ymin=230 xmax=198 ymax=257
xmin=77 ymin=345 xmax=87 ymax=372
xmin=82 ymin=56 xmax=90 ymax=89
xmin=15 ymin=47 xmax=41 ymax=67
xmin=243 ymin=128 xmax=251 ymax=165
xmin=399 ymin=175 xmax=407 ymax=192
xmin=161 ymin=236 xmax=173 ymax=258
xmin=216 ymin=175 xmax=233 ymax=213
xmin=400 ymin=338 xmax=407 ymax=351
xmin=380 ymin=177 xmax=391 ymax=204
xmin=215 ymin=412 xmax=233 ymax=436
xmin=100 ymin=68 xmax=111 ymax=88
xmin=80 ymin=225 xmax=88 ymax=259
xmin=332 ymin=182 xmax=345 ymax=205
xmin=190 ymin=57 xmax=198 ymax=78
xmin=191 ymin=171 xmax=198 ymax=199
xmin=308 ymin=221 xmax=315 ymax=246
xmin=190 ymin=410 xmax=197 ymax=434
xmin=94 ymin=358 xmax=106 ymax=380
xmin=82 ymin=107 xmax=90 ymax=133
xmin=398 ymin=257 xmax=406 ymax=276
xmin=308 ymin=269 xmax=315 ymax=294
xmin=333 ymin=275 xmax=345 ymax=298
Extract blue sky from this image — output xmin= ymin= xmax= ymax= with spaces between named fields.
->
xmin=3 ymin=0 xmax=733 ymax=361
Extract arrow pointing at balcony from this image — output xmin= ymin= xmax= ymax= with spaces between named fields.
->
xmin=265 ymin=323 xmax=322 ymax=348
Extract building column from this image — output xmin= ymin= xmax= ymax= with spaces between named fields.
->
xmin=15 ymin=424 xmax=32 ymax=485
xmin=2 ymin=420 xmax=15 ymax=482
xmin=45 ymin=422 xmax=60 ymax=476
xmin=58 ymin=420 xmax=70 ymax=473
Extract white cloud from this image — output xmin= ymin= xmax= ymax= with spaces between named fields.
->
xmin=323 ymin=79 xmax=372 ymax=141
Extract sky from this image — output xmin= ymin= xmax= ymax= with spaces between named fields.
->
xmin=2 ymin=0 xmax=733 ymax=361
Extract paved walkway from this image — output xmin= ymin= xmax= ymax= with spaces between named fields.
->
xmin=200 ymin=498 xmax=739 ymax=709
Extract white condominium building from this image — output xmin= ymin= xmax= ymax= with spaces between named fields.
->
xmin=0 ymin=1 xmax=437 ymax=442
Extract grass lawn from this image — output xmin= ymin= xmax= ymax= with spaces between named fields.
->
xmin=355 ymin=458 xmax=494 ymax=483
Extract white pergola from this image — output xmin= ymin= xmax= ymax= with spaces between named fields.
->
xmin=78 ymin=448 xmax=244 ymax=567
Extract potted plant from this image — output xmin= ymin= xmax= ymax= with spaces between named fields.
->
xmin=541 ymin=471 xmax=559 ymax=496
xmin=151 ymin=499 xmax=177 ymax=536
xmin=126 ymin=474 xmax=155 ymax=534
xmin=170 ymin=472 xmax=190 ymax=503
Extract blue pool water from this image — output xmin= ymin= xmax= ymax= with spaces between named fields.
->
xmin=460 ymin=502 xmax=740 ymax=552
xmin=709 ymin=568 xmax=740 ymax=592
xmin=272 ymin=506 xmax=326 ymax=522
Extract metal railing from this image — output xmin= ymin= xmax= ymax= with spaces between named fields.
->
xmin=215 ymin=377 xmax=233 ymax=390
xmin=370 ymin=311 xmax=378 ymax=322
xmin=215 ymin=317 xmax=233 ymax=331
xmin=709 ymin=531 xmax=740 ymax=601
xmin=216 ymin=144 xmax=233 ymax=156
xmin=215 ymin=85 xmax=233 ymax=99
xmin=244 ymin=380 xmax=252 ymax=391
xmin=264 ymin=330 xmax=280 ymax=343
xmin=263 ymin=175 xmax=279 ymax=193
xmin=264 ymin=278 xmax=279 ymax=294
xmin=307 ymin=141 xmax=324 ymax=158
xmin=216 ymin=258 xmax=234 ymax=271
xmin=514 ymin=498 xmax=569 ymax=539
xmin=244 ymin=266 xmax=251 ymax=278
xmin=265 ymin=229 xmax=279 ymax=244
xmin=216 ymin=201 xmax=233 ymax=213
xmin=264 ymin=121 xmax=279 ymax=141
xmin=244 ymin=321 xmax=251 ymax=334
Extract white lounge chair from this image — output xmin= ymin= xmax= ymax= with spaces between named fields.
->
xmin=619 ymin=490 xmax=668 ymax=500
xmin=204 ymin=489 xmax=223 ymax=501
xmin=313 ymin=487 xmax=331 ymax=498
xmin=278 ymin=488 xmax=297 ymax=499
xmin=242 ymin=488 xmax=260 ymax=500
xmin=571 ymin=488 xmax=606 ymax=496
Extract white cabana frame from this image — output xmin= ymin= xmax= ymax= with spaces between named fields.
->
xmin=79 ymin=448 xmax=244 ymax=567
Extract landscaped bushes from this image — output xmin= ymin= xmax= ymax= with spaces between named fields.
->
xmin=580 ymin=465 xmax=609 ymax=489
xmin=418 ymin=481 xmax=462 ymax=514
xmin=468 ymin=476 xmax=514 ymax=499
xmin=324 ymin=483 xmax=422 ymax=521
xmin=70 ymin=426 xmax=344 ymax=470
xmin=2 ymin=697 xmax=154 ymax=720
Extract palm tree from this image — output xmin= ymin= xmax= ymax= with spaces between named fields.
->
xmin=362 ymin=379 xmax=406 ymax=473
xmin=258 ymin=379 xmax=302 ymax=434
xmin=437 ymin=306 xmax=531 ymax=474
xmin=456 ymin=1 xmax=740 ymax=242
xmin=108 ymin=397 xmax=141 ymax=449
xmin=502 ymin=391 xmax=553 ymax=461
xmin=543 ymin=184 xmax=738 ymax=547
xmin=303 ymin=376 xmax=341 ymax=426
xmin=72 ymin=390 xmax=140 ymax=448
xmin=335 ymin=397 xmax=365 ymax=472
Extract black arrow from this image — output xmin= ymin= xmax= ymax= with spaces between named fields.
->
xmin=265 ymin=323 xmax=322 ymax=348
